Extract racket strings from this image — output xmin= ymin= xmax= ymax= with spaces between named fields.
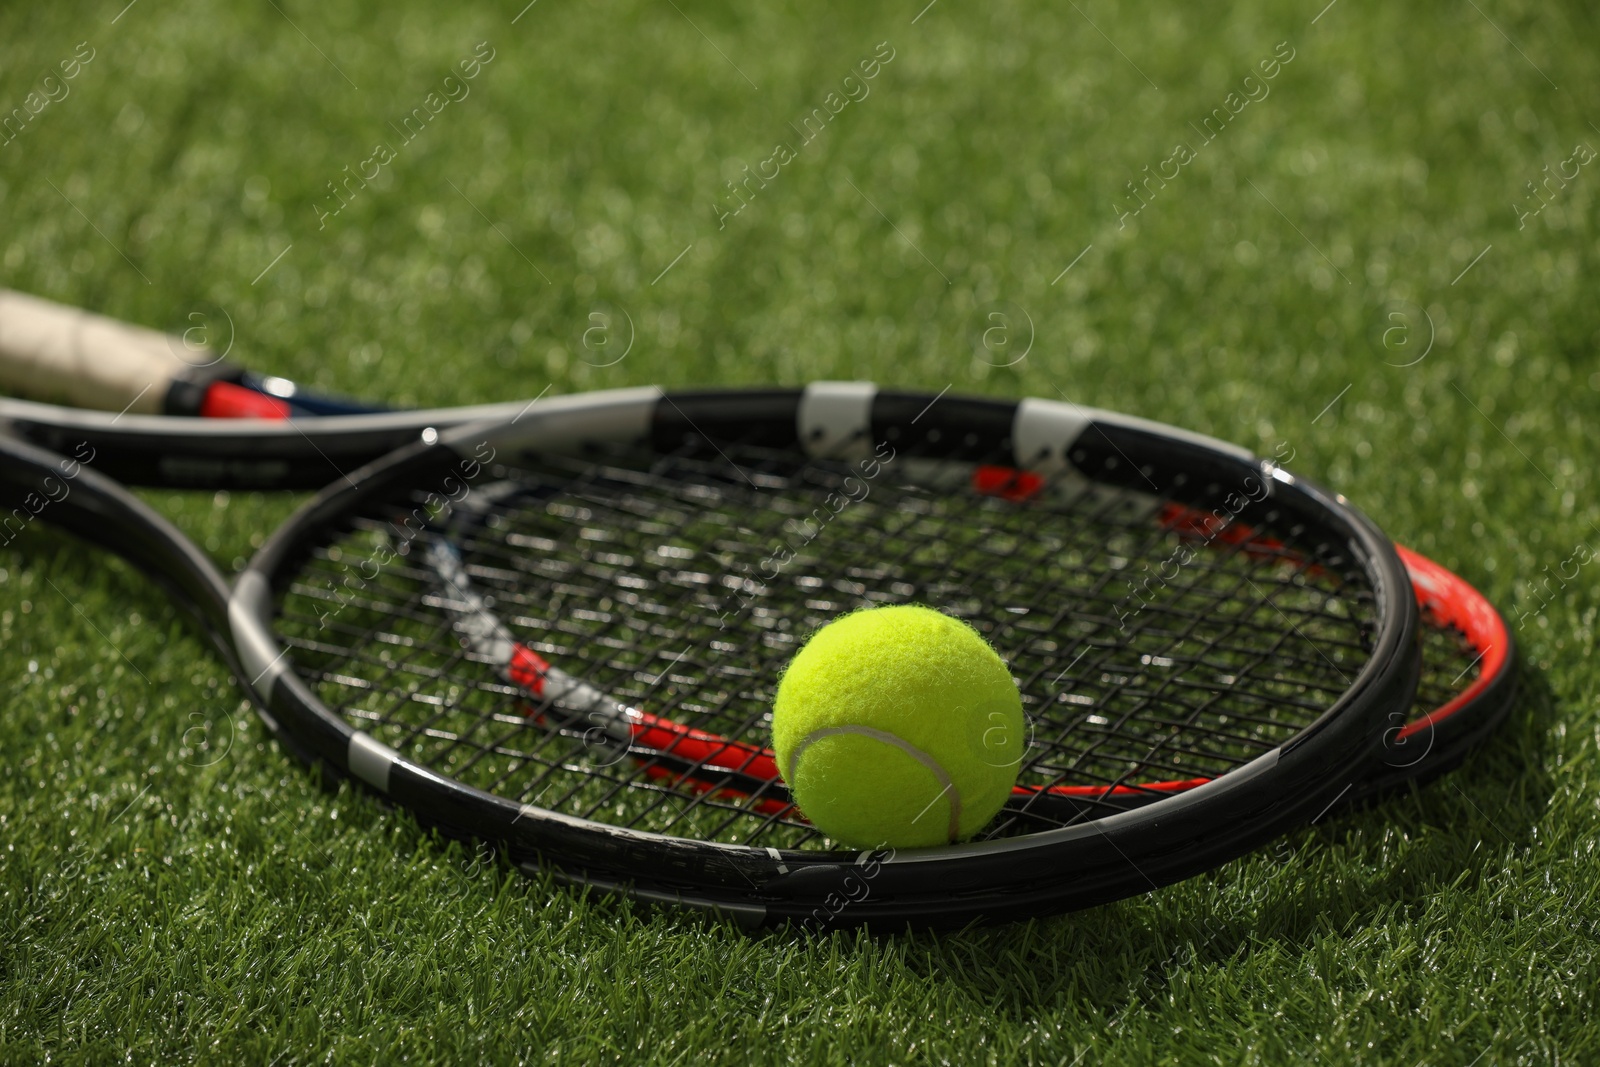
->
xmin=275 ymin=435 xmax=1384 ymax=848
xmin=985 ymin=504 xmax=1361 ymax=807
xmin=508 ymin=446 xmax=857 ymax=837
xmin=986 ymin=496 xmax=1250 ymax=800
xmin=294 ymin=454 xmax=806 ymax=831
xmin=455 ymin=452 xmax=801 ymax=828
xmin=282 ymin=551 xmax=614 ymax=801
xmin=1413 ymin=610 xmax=1483 ymax=712
xmin=538 ymin=447 xmax=1346 ymax=808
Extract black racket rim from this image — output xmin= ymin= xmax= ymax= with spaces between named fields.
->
xmin=0 ymin=394 xmax=538 ymax=489
xmin=227 ymin=384 xmax=1422 ymax=928
xmin=2 ymin=387 xmax=1516 ymax=929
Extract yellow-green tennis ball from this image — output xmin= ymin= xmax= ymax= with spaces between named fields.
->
xmin=772 ymin=605 xmax=1024 ymax=850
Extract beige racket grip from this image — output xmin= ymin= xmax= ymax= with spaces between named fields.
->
xmin=0 ymin=289 xmax=216 ymax=414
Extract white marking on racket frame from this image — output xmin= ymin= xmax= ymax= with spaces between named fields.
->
xmin=798 ymin=381 xmax=876 ymax=460
xmin=1013 ymin=397 xmax=1258 ymax=472
xmin=462 ymin=386 xmax=661 ymax=456
xmin=1011 ymin=398 xmax=1093 ymax=474
xmin=348 ymin=732 xmax=400 ymax=792
xmin=228 ymin=570 xmax=287 ymax=700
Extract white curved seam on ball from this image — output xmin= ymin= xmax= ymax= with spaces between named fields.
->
xmin=786 ymin=725 xmax=961 ymax=842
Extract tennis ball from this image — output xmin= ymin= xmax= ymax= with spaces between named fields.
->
xmin=772 ymin=605 xmax=1024 ymax=849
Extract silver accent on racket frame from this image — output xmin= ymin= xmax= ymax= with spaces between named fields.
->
xmin=348 ymin=732 xmax=401 ymax=792
xmin=229 ymin=570 xmax=288 ymax=700
xmin=459 ymin=386 xmax=661 ymax=456
xmin=798 ymin=381 xmax=876 ymax=460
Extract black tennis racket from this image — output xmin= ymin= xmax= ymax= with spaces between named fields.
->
xmin=0 ymin=287 xmax=543 ymax=487
xmin=0 ymin=381 xmax=1515 ymax=929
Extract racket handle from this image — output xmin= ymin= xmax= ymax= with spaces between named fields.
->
xmin=0 ymin=289 xmax=219 ymax=414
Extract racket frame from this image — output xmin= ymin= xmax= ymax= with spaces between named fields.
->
xmin=4 ymin=384 xmax=1502 ymax=929
xmin=0 ymin=394 xmax=542 ymax=488
xmin=229 ymin=384 xmax=1422 ymax=928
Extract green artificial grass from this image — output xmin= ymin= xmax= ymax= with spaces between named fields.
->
xmin=3 ymin=0 xmax=1599 ymax=1062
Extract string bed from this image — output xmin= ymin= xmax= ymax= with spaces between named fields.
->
xmin=276 ymin=437 xmax=1385 ymax=849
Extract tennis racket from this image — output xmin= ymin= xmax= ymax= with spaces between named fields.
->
xmin=0 ymin=287 xmax=543 ymax=487
xmin=0 ymin=380 xmax=1515 ymax=929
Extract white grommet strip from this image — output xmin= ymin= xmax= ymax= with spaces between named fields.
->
xmin=1011 ymin=398 xmax=1093 ymax=474
xmin=348 ymin=732 xmax=401 ymax=793
xmin=798 ymin=381 xmax=876 ymax=460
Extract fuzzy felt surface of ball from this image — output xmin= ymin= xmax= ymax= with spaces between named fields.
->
xmin=771 ymin=605 xmax=1024 ymax=849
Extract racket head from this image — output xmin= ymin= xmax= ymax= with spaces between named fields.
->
xmin=229 ymin=384 xmax=1422 ymax=928
xmin=5 ymin=385 xmax=1510 ymax=928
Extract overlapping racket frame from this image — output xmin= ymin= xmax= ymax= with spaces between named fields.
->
xmin=1 ymin=383 xmax=1515 ymax=929
xmin=234 ymin=385 xmax=1508 ymax=926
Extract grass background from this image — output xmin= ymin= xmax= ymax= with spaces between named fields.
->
xmin=2 ymin=0 xmax=1598 ymax=1062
